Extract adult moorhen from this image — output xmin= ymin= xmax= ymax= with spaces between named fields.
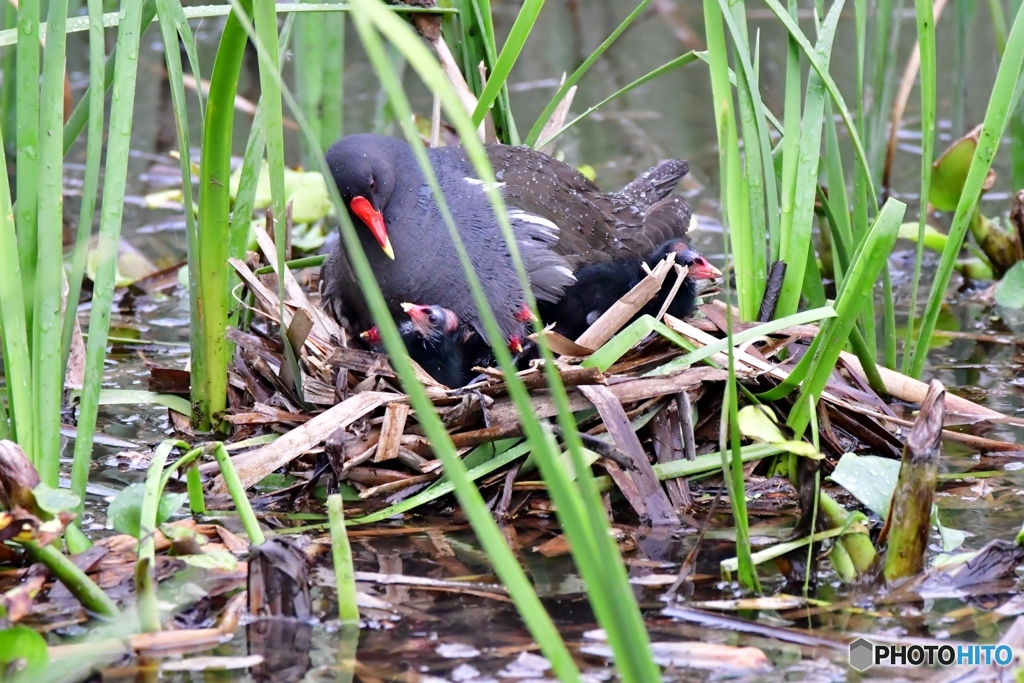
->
xmin=361 ymin=303 xmax=467 ymax=389
xmin=320 ymin=134 xmax=696 ymax=352
xmin=540 ymin=239 xmax=722 ymax=341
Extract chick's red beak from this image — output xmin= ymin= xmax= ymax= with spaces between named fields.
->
xmin=350 ymin=195 xmax=394 ymax=260
xmin=685 ymin=255 xmax=722 ymax=280
xmin=400 ymin=302 xmax=431 ymax=336
xmin=359 ymin=326 xmax=382 ymax=346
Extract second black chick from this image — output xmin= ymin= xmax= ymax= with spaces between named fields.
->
xmin=539 ymin=239 xmax=721 ymax=341
xmin=361 ymin=303 xmax=468 ymax=388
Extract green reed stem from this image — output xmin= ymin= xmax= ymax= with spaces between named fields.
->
xmin=327 ymin=494 xmax=359 ymax=623
xmin=71 ymin=0 xmax=145 ymax=514
xmin=194 ymin=0 xmax=253 ymax=430
xmin=61 ymin=0 xmax=106 ymax=386
xmin=33 ymin=0 xmax=69 ymax=486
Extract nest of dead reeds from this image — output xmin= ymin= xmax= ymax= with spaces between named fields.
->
xmin=172 ymin=220 xmax=1020 ymax=531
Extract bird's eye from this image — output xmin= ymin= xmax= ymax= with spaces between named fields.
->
xmin=427 ymin=312 xmax=439 ymax=325
xmin=369 ymin=176 xmax=376 ymax=191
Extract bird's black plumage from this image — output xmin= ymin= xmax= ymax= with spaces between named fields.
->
xmin=361 ymin=304 xmax=467 ymax=388
xmin=538 ymin=239 xmax=720 ymax=341
xmin=320 ymin=134 xmax=694 ymax=353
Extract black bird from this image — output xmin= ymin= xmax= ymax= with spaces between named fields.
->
xmin=360 ymin=303 xmax=467 ymax=388
xmin=320 ymin=133 xmax=693 ymax=355
xmin=538 ymin=239 xmax=722 ymax=341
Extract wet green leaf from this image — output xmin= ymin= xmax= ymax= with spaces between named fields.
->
xmin=736 ymin=405 xmax=822 ymax=459
xmin=32 ymin=483 xmax=80 ymax=515
xmin=995 ymin=261 xmax=1024 ymax=308
xmin=930 ymin=126 xmax=997 ymax=212
xmin=830 ymin=453 xmax=900 ymax=518
xmin=107 ymin=483 xmax=186 ymax=538
xmin=0 ymin=626 xmax=48 ymax=678
xmin=897 ymin=221 xmax=948 ymax=252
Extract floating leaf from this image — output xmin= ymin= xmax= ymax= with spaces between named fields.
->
xmin=32 ymin=483 xmax=80 ymax=516
xmin=107 ymin=483 xmax=186 ymax=538
xmin=830 ymin=453 xmax=900 ymax=518
xmin=995 ymin=261 xmax=1024 ymax=308
xmin=930 ymin=125 xmax=997 ymax=212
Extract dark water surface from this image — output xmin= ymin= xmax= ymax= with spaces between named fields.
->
xmin=53 ymin=1 xmax=1024 ymax=681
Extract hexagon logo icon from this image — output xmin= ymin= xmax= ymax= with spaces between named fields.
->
xmin=849 ymin=638 xmax=874 ymax=671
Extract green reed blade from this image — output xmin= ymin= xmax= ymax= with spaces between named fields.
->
xmin=776 ymin=0 xmax=800 ymax=265
xmin=71 ymin=0 xmax=146 ymax=501
xmin=294 ymin=1 xmax=326 ymax=159
xmin=15 ymin=0 xmax=40 ymax=341
xmin=775 ymin=0 xmax=841 ymax=319
xmin=0 ymin=135 xmax=34 ymax=457
xmin=469 ymin=0 xmax=541 ymax=141
xmin=328 ymin=494 xmax=359 ymax=623
xmin=911 ymin=2 xmax=1024 ymax=377
xmin=719 ymin=0 xmax=775 ymax=319
xmin=351 ymin=440 xmax=531 ymax=525
xmin=226 ymin=1 xmax=585 ymax=676
xmin=61 ymin=0 xmax=105 ymax=385
xmin=901 ymin=0 xmax=936 ymax=374
xmin=535 ymin=52 xmax=698 ymax=150
xmin=822 ymin=102 xmax=852 ymax=283
xmin=524 ymin=0 xmax=650 ymax=148
xmin=61 ymin=2 xmax=157 ymax=156
xmin=228 ymin=14 xmax=294 ymax=265
xmin=762 ymin=0 xmax=876 ymax=209
xmin=320 ymin=9 xmax=344 ymax=146
xmin=153 ymin=0 xmax=202 ymax=465
xmin=788 ymin=198 xmax=905 ymax=436
xmin=354 ymin=4 xmax=661 ymax=677
xmin=32 ymin=0 xmax=69 ymax=485
xmin=349 ymin=10 xmax=621 ymax=678
xmin=163 ymin=0 xmax=204 ymax=121
xmin=194 ymin=0 xmax=252 ymax=429
xmin=253 ymin=0 xmax=304 ymax=401
xmin=952 ymin=0 xmax=974 ymax=137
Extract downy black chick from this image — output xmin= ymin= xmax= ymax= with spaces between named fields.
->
xmin=538 ymin=239 xmax=722 ymax=341
xmin=360 ymin=303 xmax=467 ymax=388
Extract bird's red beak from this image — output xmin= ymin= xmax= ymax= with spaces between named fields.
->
xmin=350 ymin=196 xmax=394 ymax=260
xmin=686 ymin=256 xmax=722 ymax=280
